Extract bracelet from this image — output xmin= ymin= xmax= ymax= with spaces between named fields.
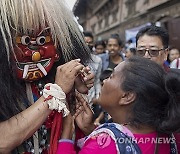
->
xmin=43 ymin=83 xmax=69 ymax=117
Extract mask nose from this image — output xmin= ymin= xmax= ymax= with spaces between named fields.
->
xmin=32 ymin=52 xmax=41 ymax=62
xmin=28 ymin=44 xmax=39 ymax=50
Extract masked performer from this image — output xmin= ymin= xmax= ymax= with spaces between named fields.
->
xmin=0 ymin=0 xmax=94 ymax=153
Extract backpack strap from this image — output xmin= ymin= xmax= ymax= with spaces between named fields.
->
xmin=170 ymin=133 xmax=178 ymax=154
xmin=99 ymin=123 xmax=141 ymax=154
xmin=85 ymin=123 xmax=141 ymax=154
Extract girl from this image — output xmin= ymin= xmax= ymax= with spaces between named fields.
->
xmin=57 ymin=57 xmax=180 ymax=154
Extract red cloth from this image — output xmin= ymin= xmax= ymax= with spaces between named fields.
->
xmin=49 ymin=112 xmax=63 ymax=154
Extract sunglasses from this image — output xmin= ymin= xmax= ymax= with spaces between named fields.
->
xmin=136 ymin=48 xmax=165 ymax=57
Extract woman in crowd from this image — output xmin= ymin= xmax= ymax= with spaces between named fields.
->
xmin=95 ymin=40 xmax=107 ymax=55
xmin=168 ymin=48 xmax=180 ymax=69
xmin=165 ymin=48 xmax=180 ymax=67
xmin=94 ymin=40 xmax=108 ymax=71
xmin=57 ymin=57 xmax=180 ymax=154
xmin=125 ymin=47 xmax=136 ymax=59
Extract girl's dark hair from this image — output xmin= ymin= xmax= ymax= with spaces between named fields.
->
xmin=161 ymin=69 xmax=180 ymax=132
xmin=121 ymin=56 xmax=180 ymax=133
xmin=0 ymin=31 xmax=26 ymax=121
xmin=129 ymin=48 xmax=136 ymax=55
xmin=95 ymin=40 xmax=106 ymax=48
xmin=83 ymin=31 xmax=94 ymax=40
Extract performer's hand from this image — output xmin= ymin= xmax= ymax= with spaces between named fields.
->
xmin=75 ymin=66 xmax=94 ymax=94
xmin=74 ymin=92 xmax=95 ymax=135
xmin=55 ymin=59 xmax=84 ymax=94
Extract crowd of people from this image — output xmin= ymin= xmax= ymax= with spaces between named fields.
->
xmin=82 ymin=26 xmax=180 ymax=127
xmin=56 ymin=26 xmax=180 ymax=154
xmin=0 ymin=0 xmax=179 ymax=154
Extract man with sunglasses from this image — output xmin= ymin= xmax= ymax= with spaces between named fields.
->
xmin=136 ymin=25 xmax=180 ymax=153
xmin=136 ymin=25 xmax=169 ymax=70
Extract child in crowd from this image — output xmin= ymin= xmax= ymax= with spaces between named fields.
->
xmin=125 ymin=47 xmax=136 ymax=59
xmin=165 ymin=48 xmax=180 ymax=67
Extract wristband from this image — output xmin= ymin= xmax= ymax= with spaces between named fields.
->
xmin=43 ymin=83 xmax=69 ymax=117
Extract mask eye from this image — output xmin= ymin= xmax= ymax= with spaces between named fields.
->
xmin=36 ymin=36 xmax=46 ymax=45
xmin=21 ymin=36 xmax=31 ymax=45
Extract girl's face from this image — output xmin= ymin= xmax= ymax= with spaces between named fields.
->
xmin=169 ymin=49 xmax=180 ymax=62
xmin=95 ymin=45 xmax=105 ymax=54
xmin=125 ymin=49 xmax=133 ymax=58
xmin=97 ymin=62 xmax=126 ymax=110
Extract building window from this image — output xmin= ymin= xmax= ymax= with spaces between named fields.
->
xmin=105 ymin=14 xmax=109 ymax=26
xmin=98 ymin=20 xmax=102 ymax=30
xmin=125 ymin=0 xmax=138 ymax=18
xmin=91 ymin=24 xmax=96 ymax=33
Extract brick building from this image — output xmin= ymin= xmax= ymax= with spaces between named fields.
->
xmin=73 ymin=0 xmax=180 ymax=49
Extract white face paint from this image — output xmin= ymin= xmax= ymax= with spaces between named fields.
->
xmin=20 ymin=59 xmax=50 ymax=79
xmin=37 ymin=63 xmax=47 ymax=76
xmin=23 ymin=65 xmax=30 ymax=79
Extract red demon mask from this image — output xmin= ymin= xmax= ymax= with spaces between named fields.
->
xmin=14 ymin=28 xmax=59 ymax=82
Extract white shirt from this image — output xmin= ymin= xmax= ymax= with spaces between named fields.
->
xmin=170 ymin=58 xmax=180 ymax=69
xmin=88 ymin=54 xmax=102 ymax=102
